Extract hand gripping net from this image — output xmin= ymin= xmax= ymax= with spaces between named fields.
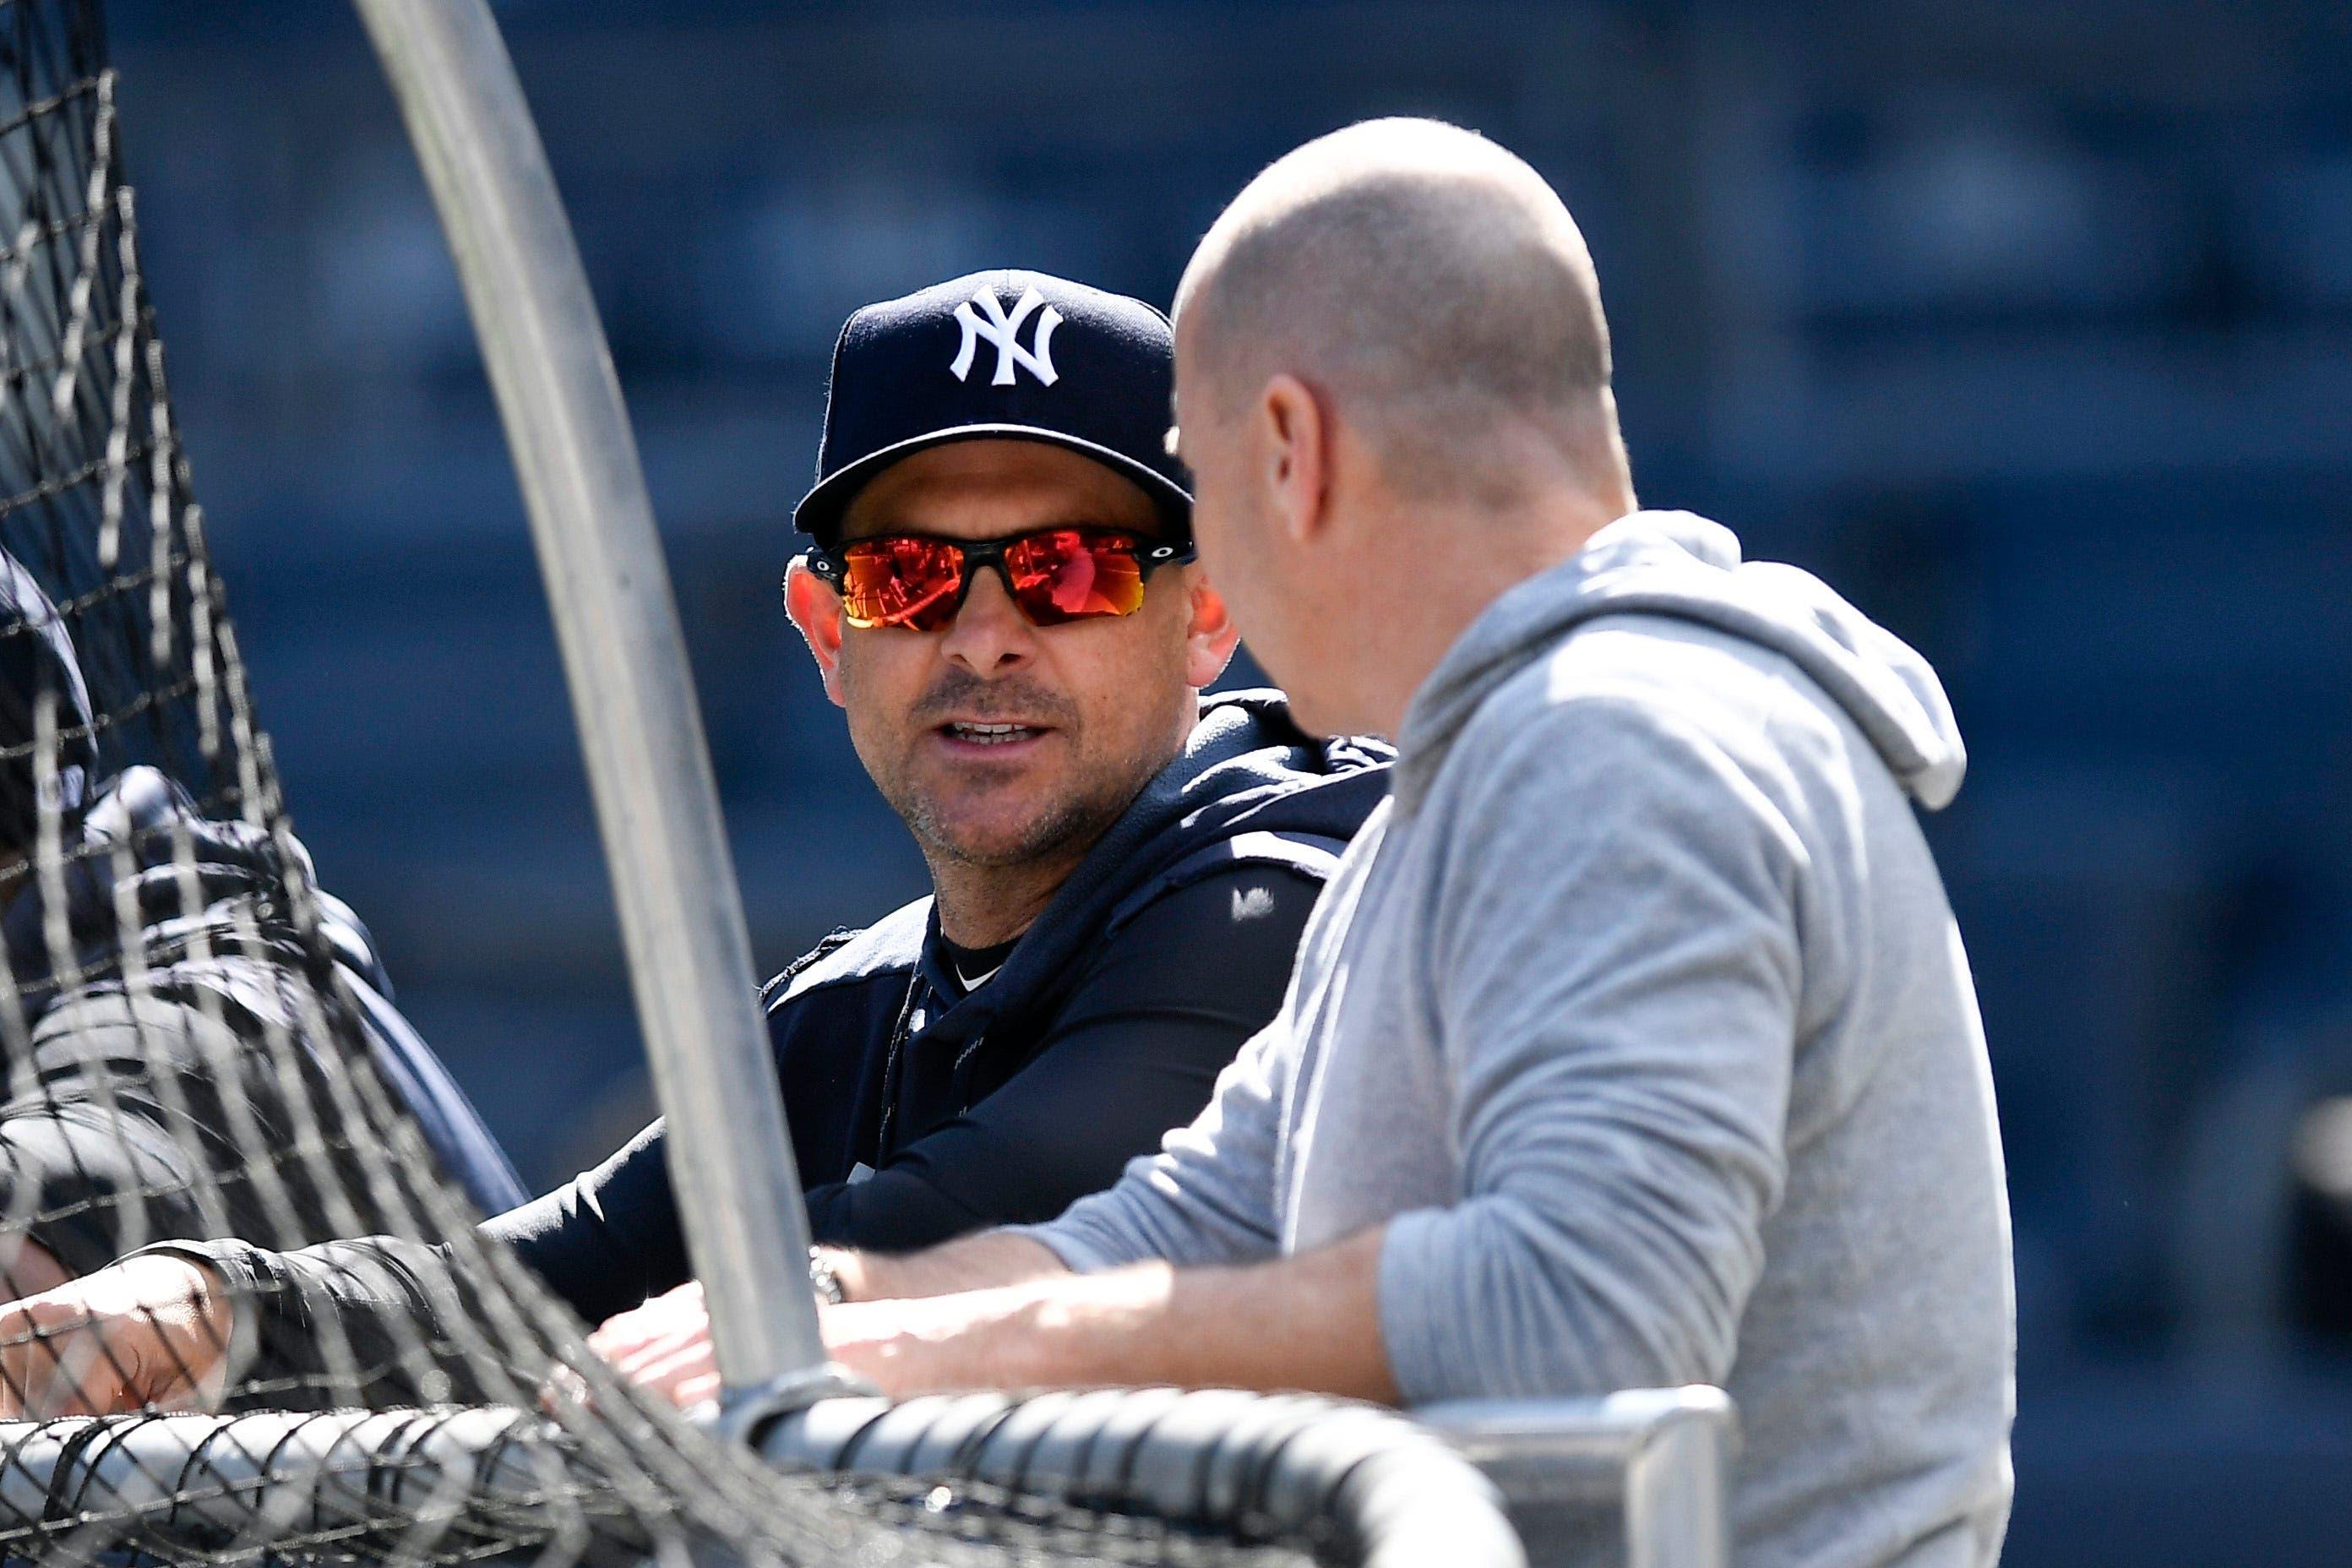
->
xmin=0 ymin=4 xmax=1422 ymax=1565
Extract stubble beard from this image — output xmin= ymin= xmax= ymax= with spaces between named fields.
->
xmin=905 ymin=780 xmax=1119 ymax=874
xmin=897 ymin=714 xmax=1167 ymax=875
xmin=878 ymin=668 xmax=1148 ymax=874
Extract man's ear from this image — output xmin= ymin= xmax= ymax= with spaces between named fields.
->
xmin=782 ymin=558 xmax=848 ymax=708
xmin=1181 ymin=571 xmax=1242 ymax=690
xmin=1260 ymin=373 xmax=1331 ymax=548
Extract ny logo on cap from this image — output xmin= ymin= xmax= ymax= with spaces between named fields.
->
xmin=950 ymin=286 xmax=1063 ymax=387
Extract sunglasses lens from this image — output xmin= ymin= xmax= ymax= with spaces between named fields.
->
xmin=830 ymin=530 xmax=1156 ymax=630
xmin=1004 ymin=530 xmax=1146 ymax=625
xmin=838 ymin=536 xmax=965 ymax=630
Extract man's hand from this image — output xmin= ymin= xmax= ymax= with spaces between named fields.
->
xmin=819 ymin=1288 xmax=1046 ymax=1396
xmin=595 ymin=1236 xmax=1068 ymax=1409
xmin=591 ymin=1276 xmax=999 ymax=1407
xmin=596 ymin=1231 xmax=1393 ymax=1409
xmin=0 ymin=1252 xmax=233 ymax=1417
xmin=588 ymin=1280 xmax=719 ymax=1410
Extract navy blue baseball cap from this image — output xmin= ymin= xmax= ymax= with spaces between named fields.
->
xmin=793 ymin=269 xmax=1191 ymax=544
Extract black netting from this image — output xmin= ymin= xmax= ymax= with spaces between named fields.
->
xmin=0 ymin=4 xmax=1336 ymax=1564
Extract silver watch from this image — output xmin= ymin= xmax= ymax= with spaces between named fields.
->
xmin=808 ymin=1247 xmax=846 ymax=1305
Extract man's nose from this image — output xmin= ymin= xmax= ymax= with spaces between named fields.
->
xmin=937 ymin=565 xmax=1037 ymax=677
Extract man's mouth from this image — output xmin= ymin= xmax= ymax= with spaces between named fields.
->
xmin=939 ymin=720 xmax=1049 ymax=748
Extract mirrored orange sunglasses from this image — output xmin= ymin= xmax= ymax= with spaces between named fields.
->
xmin=801 ymin=526 xmax=1192 ymax=632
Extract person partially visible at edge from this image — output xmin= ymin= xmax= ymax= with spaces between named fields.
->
xmin=0 ymin=551 xmax=527 ymax=1302
xmin=614 ymin=124 xmax=2017 ymax=1568
xmin=0 ymin=271 xmax=1390 ymax=1407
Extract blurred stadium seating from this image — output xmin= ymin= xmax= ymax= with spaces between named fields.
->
xmin=98 ymin=2 xmax=2352 ymax=1562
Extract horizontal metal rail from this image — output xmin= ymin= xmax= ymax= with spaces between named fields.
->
xmin=1418 ymin=1387 xmax=1738 ymax=1568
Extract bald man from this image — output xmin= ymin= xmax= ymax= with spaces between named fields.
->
xmin=559 ymin=124 xmax=2012 ymax=1567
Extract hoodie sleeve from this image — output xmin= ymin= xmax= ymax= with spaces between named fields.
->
xmin=1376 ymin=691 xmax=1803 ymax=1402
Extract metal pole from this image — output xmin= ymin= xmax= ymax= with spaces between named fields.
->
xmin=350 ymin=0 xmax=827 ymax=1395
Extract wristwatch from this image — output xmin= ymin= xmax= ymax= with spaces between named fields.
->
xmin=808 ymin=1247 xmax=846 ymax=1305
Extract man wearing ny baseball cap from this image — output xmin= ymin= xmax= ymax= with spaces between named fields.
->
xmin=0 ymin=270 xmax=1390 ymax=1414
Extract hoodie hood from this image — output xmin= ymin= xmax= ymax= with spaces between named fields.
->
xmin=1399 ymin=510 xmax=1966 ymax=812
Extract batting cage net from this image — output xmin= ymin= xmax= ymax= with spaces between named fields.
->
xmin=0 ymin=4 xmax=1491 ymax=1565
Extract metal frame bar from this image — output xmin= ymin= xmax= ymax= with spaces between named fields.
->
xmin=1418 ymin=1387 xmax=1736 ymax=1568
xmin=349 ymin=0 xmax=825 ymax=1396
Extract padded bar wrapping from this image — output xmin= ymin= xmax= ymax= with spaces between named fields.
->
xmin=759 ymin=1386 xmax=1527 ymax=1568
xmin=0 ymin=1407 xmax=648 ymax=1565
xmin=0 ymin=1393 xmax=1527 ymax=1567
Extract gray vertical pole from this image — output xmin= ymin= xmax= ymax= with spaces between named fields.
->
xmin=350 ymin=0 xmax=828 ymax=1396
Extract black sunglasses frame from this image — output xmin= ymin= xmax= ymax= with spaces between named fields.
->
xmin=798 ymin=526 xmax=1195 ymax=627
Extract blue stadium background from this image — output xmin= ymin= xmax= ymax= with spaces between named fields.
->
xmin=101 ymin=1 xmax=2352 ymax=1561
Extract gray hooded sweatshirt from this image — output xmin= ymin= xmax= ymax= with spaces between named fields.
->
xmin=1021 ymin=511 xmax=2016 ymax=1568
